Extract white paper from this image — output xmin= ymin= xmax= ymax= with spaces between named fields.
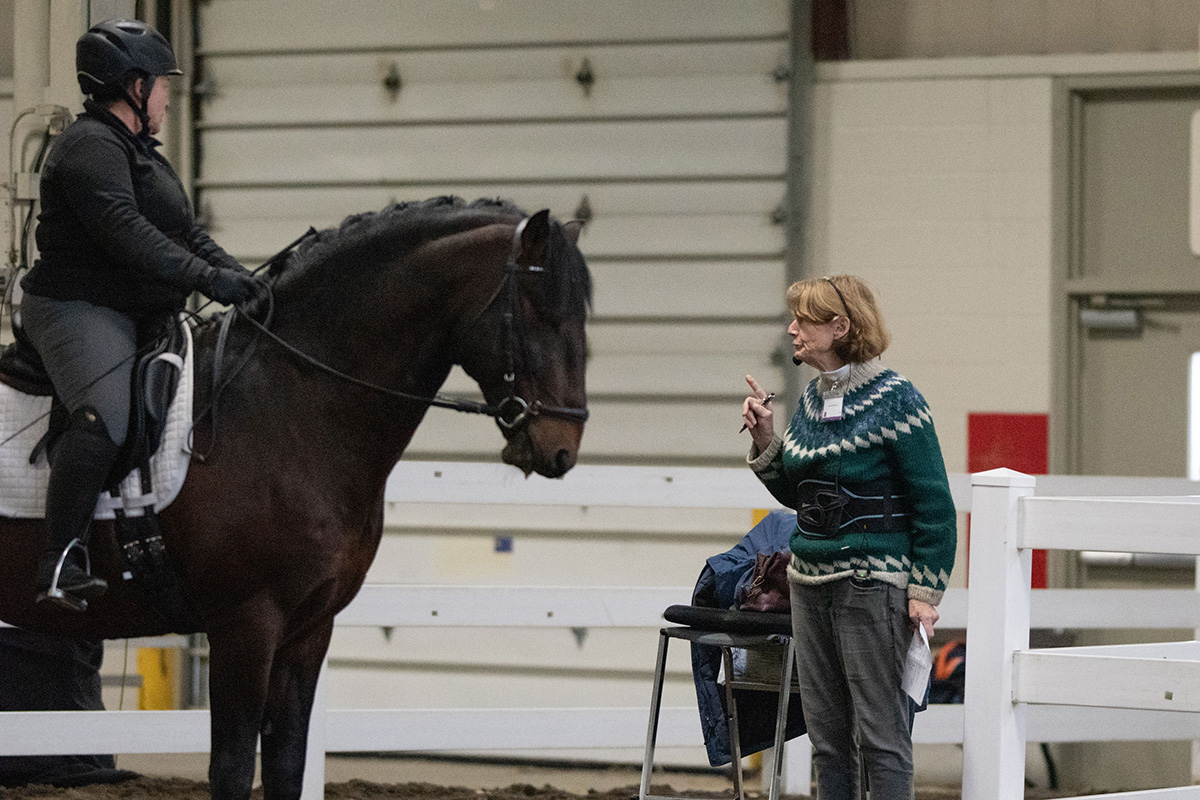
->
xmin=902 ymin=625 xmax=931 ymax=703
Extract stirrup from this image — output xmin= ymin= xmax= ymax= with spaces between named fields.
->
xmin=36 ymin=538 xmax=92 ymax=612
xmin=36 ymin=588 xmax=89 ymax=612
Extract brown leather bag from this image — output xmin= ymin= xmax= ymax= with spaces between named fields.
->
xmin=737 ymin=550 xmax=792 ymax=613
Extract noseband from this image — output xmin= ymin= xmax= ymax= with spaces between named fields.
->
xmin=230 ymin=216 xmax=588 ymax=432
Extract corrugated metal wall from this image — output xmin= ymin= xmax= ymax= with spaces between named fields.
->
xmin=190 ymin=0 xmax=793 ymax=765
xmin=193 ymin=0 xmax=792 ymax=467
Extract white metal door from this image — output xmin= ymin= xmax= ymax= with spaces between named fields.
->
xmin=1059 ymin=80 xmax=1200 ymax=792
xmin=1068 ymin=84 xmax=1200 ymax=481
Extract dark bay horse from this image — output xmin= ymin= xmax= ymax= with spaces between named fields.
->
xmin=0 ymin=197 xmax=590 ymax=800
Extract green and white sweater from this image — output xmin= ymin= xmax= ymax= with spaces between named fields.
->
xmin=748 ymin=360 xmax=956 ymax=605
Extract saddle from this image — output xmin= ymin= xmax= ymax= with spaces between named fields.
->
xmin=3 ymin=314 xmax=187 ymax=484
xmin=0 ymin=316 xmax=198 ymax=630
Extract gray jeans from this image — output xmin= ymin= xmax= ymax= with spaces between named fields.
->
xmin=20 ymin=293 xmax=135 ymax=446
xmin=791 ymin=578 xmax=914 ymax=800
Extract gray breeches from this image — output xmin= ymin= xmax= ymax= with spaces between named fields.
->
xmin=20 ymin=293 xmax=135 ymax=446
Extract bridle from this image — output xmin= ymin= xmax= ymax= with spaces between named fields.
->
xmin=458 ymin=216 xmax=589 ymax=429
xmin=228 ymin=216 xmax=589 ymax=432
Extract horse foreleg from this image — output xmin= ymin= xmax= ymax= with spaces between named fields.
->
xmin=206 ymin=618 xmax=279 ymax=800
xmin=259 ymin=618 xmax=335 ymax=800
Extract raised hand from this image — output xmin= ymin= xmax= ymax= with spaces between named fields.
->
xmin=741 ymin=374 xmax=775 ymax=453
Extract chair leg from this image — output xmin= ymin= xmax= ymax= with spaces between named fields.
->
xmin=639 ymin=629 xmax=671 ymax=800
xmin=721 ymin=647 xmax=746 ymax=800
xmin=766 ymin=638 xmax=797 ymax=800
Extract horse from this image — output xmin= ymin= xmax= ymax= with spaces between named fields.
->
xmin=0 ymin=196 xmax=591 ymax=800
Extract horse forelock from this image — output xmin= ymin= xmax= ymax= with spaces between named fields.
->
xmin=542 ymin=218 xmax=593 ymax=320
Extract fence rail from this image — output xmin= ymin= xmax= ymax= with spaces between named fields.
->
xmin=2 ymin=462 xmax=1198 ymax=800
xmin=1019 ymin=495 xmax=1200 ymax=554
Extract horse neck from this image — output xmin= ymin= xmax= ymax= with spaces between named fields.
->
xmin=274 ymin=220 xmax=510 ymax=366
xmin=235 ymin=223 xmax=512 ymax=472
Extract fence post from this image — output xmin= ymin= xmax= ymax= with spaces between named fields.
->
xmin=962 ymin=468 xmax=1035 ymax=800
xmin=1194 ymin=554 xmax=1200 ymax=785
xmin=759 ymin=736 xmax=813 ymax=796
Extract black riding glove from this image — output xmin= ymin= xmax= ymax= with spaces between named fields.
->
xmin=205 ymin=268 xmax=261 ymax=307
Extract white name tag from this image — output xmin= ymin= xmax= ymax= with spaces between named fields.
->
xmin=822 ymin=395 xmax=844 ymax=421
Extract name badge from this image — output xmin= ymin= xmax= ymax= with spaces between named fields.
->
xmin=822 ymin=395 xmax=844 ymax=422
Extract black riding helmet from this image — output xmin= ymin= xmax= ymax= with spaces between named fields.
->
xmin=77 ymin=19 xmax=181 ymax=94
xmin=76 ymin=19 xmax=181 ymax=135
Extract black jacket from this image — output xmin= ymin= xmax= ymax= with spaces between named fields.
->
xmin=23 ymin=100 xmax=237 ymax=317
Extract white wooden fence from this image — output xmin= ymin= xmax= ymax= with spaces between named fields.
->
xmin=963 ymin=468 xmax=1200 ymax=800
xmin=1 ymin=462 xmax=1199 ymax=800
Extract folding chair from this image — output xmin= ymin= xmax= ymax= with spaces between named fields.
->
xmin=638 ymin=604 xmax=797 ymax=800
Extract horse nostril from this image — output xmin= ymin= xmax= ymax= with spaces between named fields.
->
xmin=555 ymin=449 xmax=574 ymax=475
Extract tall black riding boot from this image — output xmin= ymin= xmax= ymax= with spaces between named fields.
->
xmin=35 ymin=407 xmax=121 ymax=612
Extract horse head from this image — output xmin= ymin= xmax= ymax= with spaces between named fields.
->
xmin=454 ymin=209 xmax=590 ymax=478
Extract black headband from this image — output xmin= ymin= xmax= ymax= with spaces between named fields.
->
xmin=823 ymin=276 xmax=853 ymax=326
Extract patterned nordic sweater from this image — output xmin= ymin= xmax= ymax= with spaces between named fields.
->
xmin=748 ymin=360 xmax=956 ymax=605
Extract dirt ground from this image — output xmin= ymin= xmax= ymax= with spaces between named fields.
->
xmin=0 ymin=770 xmax=1089 ymax=800
xmin=0 ymin=778 xmax=1088 ymax=800
xmin=0 ymin=749 xmax=1090 ymax=800
xmin=2 ymin=780 xmax=686 ymax=800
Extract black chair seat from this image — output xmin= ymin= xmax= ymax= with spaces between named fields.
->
xmin=662 ymin=604 xmax=792 ymax=636
xmin=641 ymin=604 xmax=799 ymax=800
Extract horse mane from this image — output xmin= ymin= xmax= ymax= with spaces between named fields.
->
xmin=258 ymin=196 xmax=591 ymax=319
xmin=286 ymin=196 xmax=520 ymax=268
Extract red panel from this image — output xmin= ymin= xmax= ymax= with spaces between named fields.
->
xmin=967 ymin=413 xmax=1049 ymax=475
xmin=967 ymin=413 xmax=1050 ymax=589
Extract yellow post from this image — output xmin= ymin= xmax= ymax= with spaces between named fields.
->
xmin=137 ymin=647 xmax=178 ymax=710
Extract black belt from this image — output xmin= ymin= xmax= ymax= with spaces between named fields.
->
xmin=796 ymin=478 xmax=909 ymax=539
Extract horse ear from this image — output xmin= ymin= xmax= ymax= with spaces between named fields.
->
xmin=517 ymin=209 xmax=552 ymax=264
xmin=562 ymin=219 xmax=583 ymax=246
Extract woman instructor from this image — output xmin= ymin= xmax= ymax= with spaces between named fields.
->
xmin=741 ymin=275 xmax=956 ymax=799
xmin=22 ymin=19 xmax=261 ymax=611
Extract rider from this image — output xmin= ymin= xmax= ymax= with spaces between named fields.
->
xmin=21 ymin=19 xmax=261 ymax=611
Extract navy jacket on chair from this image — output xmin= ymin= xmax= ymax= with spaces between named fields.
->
xmin=686 ymin=509 xmax=807 ymax=767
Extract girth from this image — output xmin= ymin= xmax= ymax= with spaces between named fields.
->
xmin=796 ymin=478 xmax=909 ymax=540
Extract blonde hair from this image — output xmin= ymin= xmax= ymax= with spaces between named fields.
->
xmin=785 ymin=275 xmax=890 ymax=363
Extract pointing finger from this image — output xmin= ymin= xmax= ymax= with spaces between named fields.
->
xmin=745 ymin=374 xmax=767 ymax=400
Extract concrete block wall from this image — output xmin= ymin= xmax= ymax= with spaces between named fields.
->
xmin=810 ymin=65 xmax=1055 ymax=474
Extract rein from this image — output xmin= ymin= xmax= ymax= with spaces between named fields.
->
xmin=223 ymin=217 xmax=588 ymax=432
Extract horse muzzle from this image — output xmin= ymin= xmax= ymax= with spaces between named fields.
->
xmin=501 ymin=416 xmax=582 ymax=478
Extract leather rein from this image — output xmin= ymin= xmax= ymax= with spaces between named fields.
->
xmin=222 ymin=217 xmax=589 ymax=432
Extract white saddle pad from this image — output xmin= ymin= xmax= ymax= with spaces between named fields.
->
xmin=0 ymin=320 xmax=194 ymax=520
